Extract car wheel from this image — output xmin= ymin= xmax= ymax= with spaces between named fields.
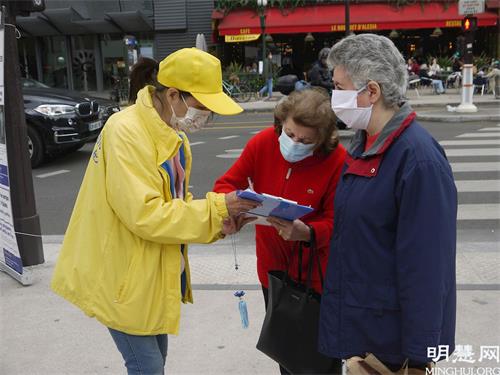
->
xmin=27 ymin=126 xmax=45 ymax=168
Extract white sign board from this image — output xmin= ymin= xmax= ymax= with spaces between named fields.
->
xmin=0 ymin=12 xmax=23 ymax=277
xmin=459 ymin=0 xmax=485 ymax=15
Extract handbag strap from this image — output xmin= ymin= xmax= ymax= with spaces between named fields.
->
xmin=282 ymin=241 xmax=297 ymax=283
xmin=283 ymin=226 xmax=324 ymax=291
xmin=298 ymin=241 xmax=303 ymax=283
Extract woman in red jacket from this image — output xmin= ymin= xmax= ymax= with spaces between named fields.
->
xmin=213 ymin=88 xmax=346 ymax=373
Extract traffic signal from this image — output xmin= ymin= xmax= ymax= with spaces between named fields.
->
xmin=461 ymin=16 xmax=478 ymax=32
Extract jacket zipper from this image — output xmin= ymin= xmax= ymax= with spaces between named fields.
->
xmin=281 ymin=167 xmax=292 ymax=197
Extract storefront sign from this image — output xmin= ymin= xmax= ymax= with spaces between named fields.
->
xmin=459 ymin=0 xmax=485 ymax=15
xmin=445 ymin=20 xmax=463 ymax=27
xmin=331 ymin=23 xmax=378 ymax=32
xmin=0 ymin=11 xmax=23 ymax=276
xmin=225 ymin=34 xmax=261 ymax=43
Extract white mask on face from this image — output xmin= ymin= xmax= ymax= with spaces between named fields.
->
xmin=170 ymin=96 xmax=211 ymax=133
xmin=331 ymin=86 xmax=373 ymax=131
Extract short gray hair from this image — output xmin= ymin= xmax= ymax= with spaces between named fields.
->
xmin=328 ymin=34 xmax=408 ymax=107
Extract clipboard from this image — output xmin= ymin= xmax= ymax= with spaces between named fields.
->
xmin=237 ymin=189 xmax=314 ymax=221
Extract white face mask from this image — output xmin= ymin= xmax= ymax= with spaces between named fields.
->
xmin=170 ymin=96 xmax=211 ymax=133
xmin=331 ymin=86 xmax=373 ymax=131
xmin=278 ymin=130 xmax=315 ymax=163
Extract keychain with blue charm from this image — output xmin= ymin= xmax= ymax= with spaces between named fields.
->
xmin=231 ymin=234 xmax=249 ymax=329
xmin=234 ymin=290 xmax=249 ymax=329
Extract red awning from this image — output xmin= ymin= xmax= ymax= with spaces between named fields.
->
xmin=487 ymin=0 xmax=500 ymax=8
xmin=216 ymin=3 xmax=498 ymax=35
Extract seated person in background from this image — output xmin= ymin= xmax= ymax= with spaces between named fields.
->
xmin=429 ymin=58 xmax=442 ymax=77
xmin=417 ymin=63 xmax=445 ymax=94
xmin=407 ymin=58 xmax=420 ymax=81
xmin=473 ymin=70 xmax=488 ymax=93
xmin=418 ymin=63 xmax=432 ymax=87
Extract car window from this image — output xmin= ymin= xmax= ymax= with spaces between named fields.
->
xmin=22 ymin=78 xmax=50 ymax=89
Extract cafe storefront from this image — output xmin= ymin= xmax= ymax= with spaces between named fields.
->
xmin=213 ymin=2 xmax=498 ymax=76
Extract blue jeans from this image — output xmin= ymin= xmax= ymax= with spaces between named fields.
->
xmin=259 ymin=78 xmax=273 ymax=98
xmin=109 ymin=328 xmax=168 ymax=375
xmin=432 ymin=79 xmax=445 ymax=94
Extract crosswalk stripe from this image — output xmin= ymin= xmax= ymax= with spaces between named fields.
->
xmin=218 ymin=135 xmax=240 ymax=140
xmin=36 ymin=170 xmax=70 ymax=179
xmin=189 ymin=141 xmax=205 ymax=146
xmin=478 ymin=128 xmax=500 ymax=132
xmin=458 ymin=204 xmax=500 ymax=220
xmin=451 ymin=162 xmax=500 ymax=172
xmin=216 ymin=148 xmax=243 ymax=159
xmin=455 ymin=180 xmax=500 ymax=192
xmin=445 ymin=148 xmax=500 ymax=156
xmin=440 ymin=140 xmax=500 ymax=146
xmin=456 ymin=133 xmax=500 ymax=138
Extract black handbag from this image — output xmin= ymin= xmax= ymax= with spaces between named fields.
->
xmin=256 ymin=227 xmax=338 ymax=374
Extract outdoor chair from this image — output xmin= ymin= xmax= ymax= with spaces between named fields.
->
xmin=408 ymin=78 xmax=421 ymax=97
xmin=446 ymin=72 xmax=462 ymax=89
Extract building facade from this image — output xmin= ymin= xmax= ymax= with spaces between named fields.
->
xmin=16 ymin=0 xmax=215 ymax=93
xmin=16 ymin=0 xmax=499 ymax=94
xmin=213 ymin=0 xmax=499 ymax=78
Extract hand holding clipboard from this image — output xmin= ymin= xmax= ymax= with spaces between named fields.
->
xmin=236 ymin=189 xmax=313 ymax=221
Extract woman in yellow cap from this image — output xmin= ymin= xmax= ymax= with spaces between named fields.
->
xmin=51 ymin=48 xmax=259 ymax=374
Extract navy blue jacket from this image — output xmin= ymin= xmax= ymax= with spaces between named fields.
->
xmin=318 ymin=103 xmax=457 ymax=364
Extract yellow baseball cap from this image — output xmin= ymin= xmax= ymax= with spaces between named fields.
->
xmin=157 ymin=48 xmax=243 ymax=115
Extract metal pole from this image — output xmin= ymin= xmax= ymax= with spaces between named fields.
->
xmin=344 ymin=0 xmax=350 ymax=36
xmin=3 ymin=4 xmax=44 ymax=268
xmin=260 ymin=12 xmax=266 ymax=80
xmin=457 ymin=27 xmax=477 ymax=112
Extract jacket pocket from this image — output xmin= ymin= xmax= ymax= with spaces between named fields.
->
xmin=344 ymin=281 xmax=400 ymax=312
xmin=114 ymin=253 xmax=139 ymax=304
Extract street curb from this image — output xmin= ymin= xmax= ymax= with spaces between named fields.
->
xmin=416 ymin=114 xmax=500 ymax=122
xmin=241 ymin=101 xmax=500 ymax=117
xmin=244 ymin=107 xmax=500 ymax=122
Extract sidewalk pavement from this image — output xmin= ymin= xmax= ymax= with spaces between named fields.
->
xmin=240 ymin=90 xmax=500 ymax=122
xmin=1 ymin=233 xmax=499 ymax=374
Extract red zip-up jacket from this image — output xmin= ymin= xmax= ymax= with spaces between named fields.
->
xmin=213 ymin=127 xmax=346 ymax=292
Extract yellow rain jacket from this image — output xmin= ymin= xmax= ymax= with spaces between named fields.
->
xmin=51 ymin=86 xmax=229 ymax=336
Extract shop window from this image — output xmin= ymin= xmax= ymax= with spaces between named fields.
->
xmin=18 ymin=38 xmax=37 ymax=80
xmin=40 ymin=36 xmax=68 ymax=89
xmin=72 ymin=35 xmax=97 ymax=92
xmin=100 ymin=35 xmax=129 ymax=92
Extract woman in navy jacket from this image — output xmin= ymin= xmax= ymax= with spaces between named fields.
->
xmin=319 ymin=34 xmax=458 ymax=372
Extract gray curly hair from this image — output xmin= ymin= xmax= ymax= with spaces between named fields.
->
xmin=327 ymin=34 xmax=408 ymax=107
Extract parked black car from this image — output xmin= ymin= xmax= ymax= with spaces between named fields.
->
xmin=22 ymin=78 xmax=120 ymax=168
